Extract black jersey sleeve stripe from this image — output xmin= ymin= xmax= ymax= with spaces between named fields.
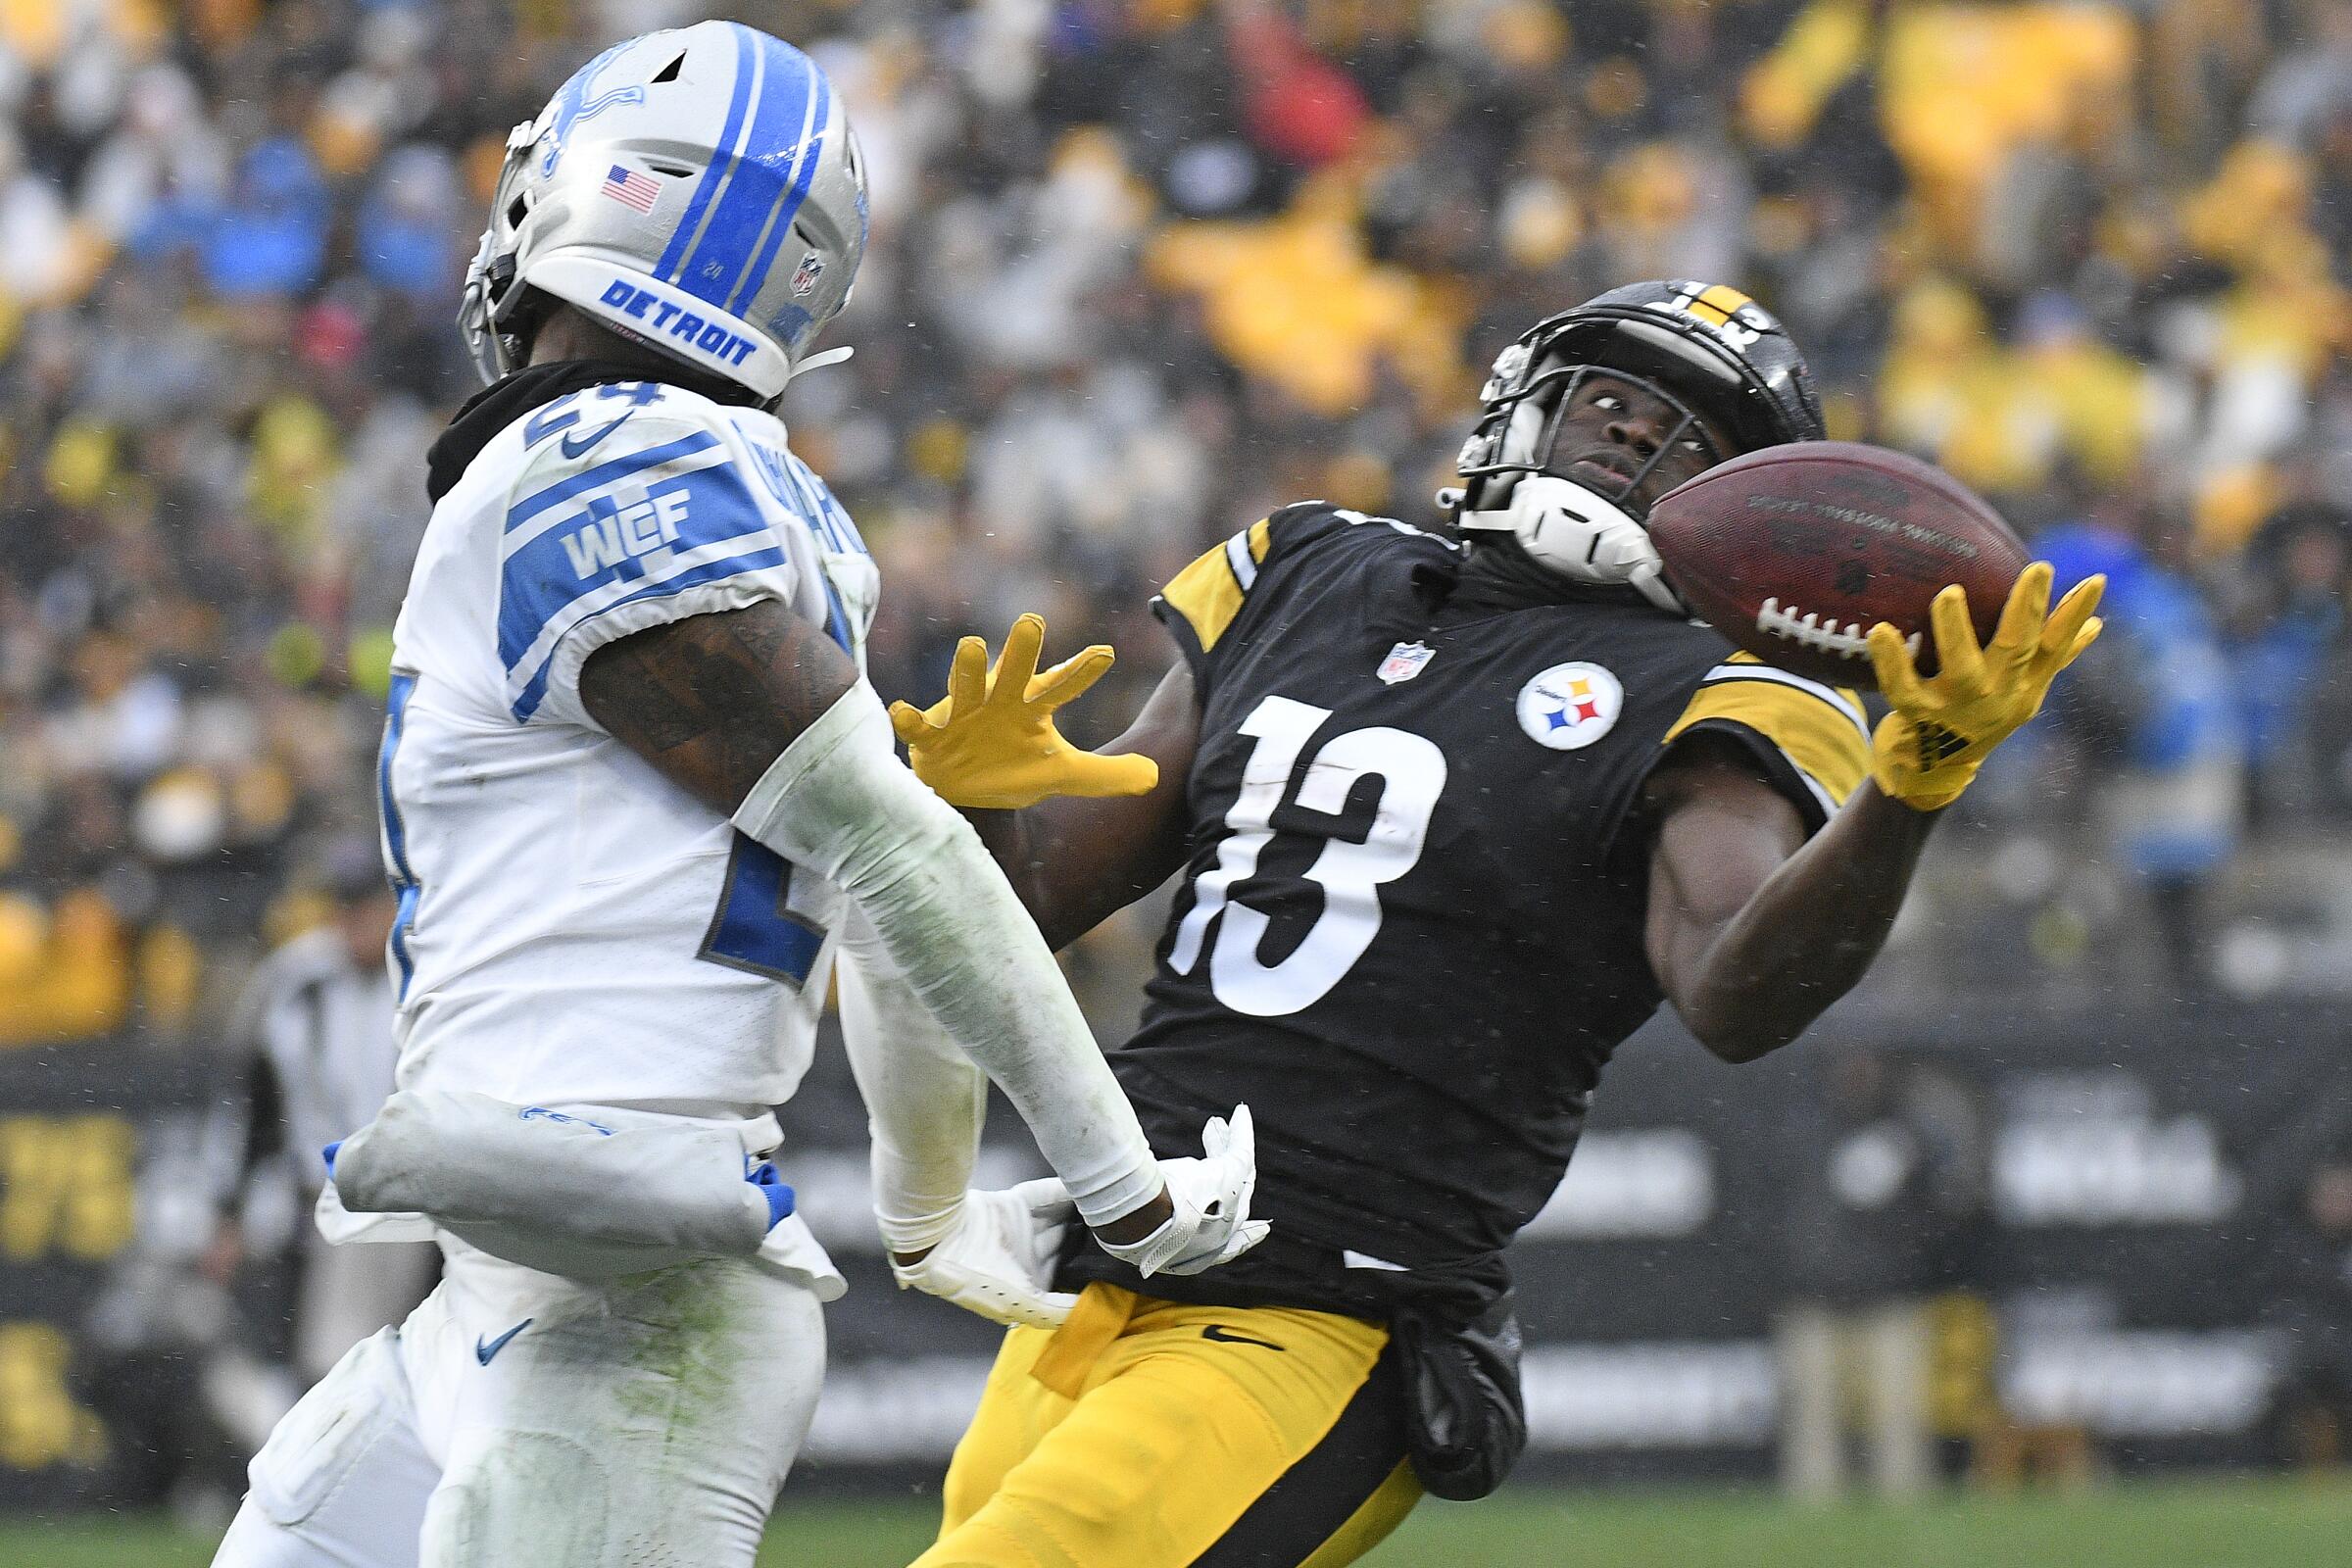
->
xmin=1224 ymin=527 xmax=1261 ymax=592
xmin=1152 ymin=517 xmax=1274 ymax=667
xmin=1665 ymin=666 xmax=1871 ymax=814
xmin=1152 ymin=592 xmax=1210 ymax=681
xmin=1668 ymin=718 xmax=1840 ymax=829
xmin=1699 ymin=654 xmax=1870 ymax=737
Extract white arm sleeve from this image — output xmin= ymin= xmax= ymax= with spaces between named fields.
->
xmin=735 ymin=682 xmax=1160 ymax=1229
xmin=836 ymin=906 xmax=986 ymax=1252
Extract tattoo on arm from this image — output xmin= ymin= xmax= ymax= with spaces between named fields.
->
xmin=578 ymin=602 xmax=858 ymax=817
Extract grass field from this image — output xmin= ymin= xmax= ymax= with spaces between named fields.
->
xmin=8 ymin=1478 xmax=2349 ymax=1567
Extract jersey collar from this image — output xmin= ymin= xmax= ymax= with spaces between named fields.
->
xmin=1428 ymin=538 xmax=1659 ymax=619
xmin=425 ymin=358 xmax=762 ymax=503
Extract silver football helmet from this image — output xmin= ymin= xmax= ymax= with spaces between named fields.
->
xmin=460 ymin=22 xmax=868 ymax=401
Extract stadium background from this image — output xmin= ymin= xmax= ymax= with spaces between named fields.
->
xmin=3 ymin=0 xmax=2351 ymax=1559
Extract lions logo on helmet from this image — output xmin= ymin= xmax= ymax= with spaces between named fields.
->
xmin=535 ymin=42 xmax=647 ymax=178
xmin=1445 ymin=279 xmax=1824 ymax=614
xmin=460 ymin=22 xmax=869 ymax=404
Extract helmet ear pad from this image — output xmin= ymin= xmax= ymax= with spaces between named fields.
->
xmin=1460 ymin=473 xmax=1686 ymax=614
xmin=498 ymin=282 xmax=556 ymax=367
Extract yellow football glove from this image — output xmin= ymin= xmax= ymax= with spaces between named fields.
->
xmin=887 ymin=613 xmax=1160 ymax=810
xmin=1866 ymin=562 xmax=2105 ymax=812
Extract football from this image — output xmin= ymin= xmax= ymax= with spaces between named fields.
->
xmin=1646 ymin=441 xmax=2029 ymax=690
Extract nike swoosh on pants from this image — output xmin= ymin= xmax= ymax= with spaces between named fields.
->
xmin=1200 ymin=1324 xmax=1288 ymax=1351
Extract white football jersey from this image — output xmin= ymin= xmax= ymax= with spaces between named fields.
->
xmin=380 ymin=378 xmax=876 ymax=1116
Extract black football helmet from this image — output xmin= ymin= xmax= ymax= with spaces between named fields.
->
xmin=1446 ymin=280 xmax=1824 ymax=611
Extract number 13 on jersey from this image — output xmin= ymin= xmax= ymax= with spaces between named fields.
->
xmin=1168 ymin=695 xmax=1446 ymax=1018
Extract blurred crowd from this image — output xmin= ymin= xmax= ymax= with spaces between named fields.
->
xmin=2 ymin=0 xmax=2350 ymax=1051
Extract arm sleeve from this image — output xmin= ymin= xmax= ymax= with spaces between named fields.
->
xmin=493 ymin=407 xmax=829 ymax=729
xmin=1661 ymin=654 xmax=1872 ymax=832
xmin=219 ymin=1050 xmax=286 ymax=1220
xmin=733 ymin=682 xmax=1161 ymax=1230
xmin=835 ymin=906 xmax=988 ymax=1250
xmin=214 ymin=957 xmax=287 ymax=1216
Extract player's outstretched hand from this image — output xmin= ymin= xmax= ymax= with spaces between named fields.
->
xmin=1095 ymin=1105 xmax=1271 ymax=1279
xmin=887 ymin=612 xmax=1159 ymax=809
xmin=1865 ymin=563 xmax=2104 ymax=812
xmin=886 ymin=1178 xmax=1081 ymax=1331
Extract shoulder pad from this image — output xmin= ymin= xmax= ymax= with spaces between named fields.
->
xmin=502 ymin=382 xmax=748 ymax=498
xmin=1261 ymin=501 xmax=1458 ymax=564
xmin=494 ymin=389 xmax=801 ymax=723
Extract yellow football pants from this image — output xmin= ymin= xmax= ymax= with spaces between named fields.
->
xmin=915 ymin=1284 xmax=1423 ymax=1568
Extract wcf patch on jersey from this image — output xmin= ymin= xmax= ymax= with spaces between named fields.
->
xmin=1517 ymin=662 xmax=1622 ymax=750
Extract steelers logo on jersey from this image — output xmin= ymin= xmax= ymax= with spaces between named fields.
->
xmin=1516 ymin=662 xmax=1623 ymax=750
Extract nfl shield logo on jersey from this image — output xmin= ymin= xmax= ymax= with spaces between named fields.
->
xmin=1377 ymin=641 xmax=1435 ymax=684
xmin=1516 ymin=662 xmax=1623 ymax=750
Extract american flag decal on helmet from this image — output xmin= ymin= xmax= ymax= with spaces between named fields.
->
xmin=601 ymin=165 xmax=661 ymax=214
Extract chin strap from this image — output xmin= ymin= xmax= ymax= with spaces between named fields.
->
xmin=1452 ymin=475 xmax=1687 ymax=615
xmin=785 ymin=345 xmax=855 ymax=384
xmin=760 ymin=346 xmax=856 ymax=415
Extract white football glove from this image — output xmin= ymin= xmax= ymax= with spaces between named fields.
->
xmin=1097 ymin=1105 xmax=1271 ymax=1278
xmin=882 ymin=1178 xmax=1079 ymax=1330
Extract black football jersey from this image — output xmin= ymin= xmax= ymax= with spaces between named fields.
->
xmin=1061 ymin=503 xmax=1870 ymax=1317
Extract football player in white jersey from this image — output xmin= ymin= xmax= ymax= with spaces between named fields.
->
xmin=215 ymin=24 xmax=1262 ymax=1568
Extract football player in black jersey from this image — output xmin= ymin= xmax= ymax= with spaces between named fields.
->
xmin=886 ymin=281 xmax=2104 ymax=1568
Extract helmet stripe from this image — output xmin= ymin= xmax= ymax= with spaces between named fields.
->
xmin=676 ymin=34 xmax=814 ymax=311
xmin=655 ymin=24 xmax=760 ymax=285
xmin=669 ymin=30 xmax=768 ymax=288
xmin=1684 ymin=283 xmax=1754 ymax=325
xmin=726 ymin=69 xmax=828 ymax=318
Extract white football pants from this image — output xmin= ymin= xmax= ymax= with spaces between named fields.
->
xmin=213 ymin=1242 xmax=824 ymax=1568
